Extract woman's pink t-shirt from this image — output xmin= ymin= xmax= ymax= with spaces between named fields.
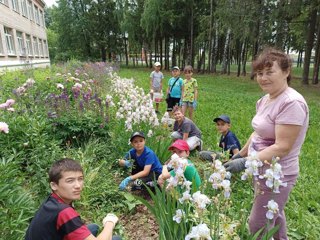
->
xmin=249 ymin=87 xmax=309 ymax=175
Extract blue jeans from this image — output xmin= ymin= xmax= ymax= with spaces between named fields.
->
xmin=87 ymin=223 xmax=122 ymax=240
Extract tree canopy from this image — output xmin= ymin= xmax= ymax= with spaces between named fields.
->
xmin=46 ymin=0 xmax=320 ymax=84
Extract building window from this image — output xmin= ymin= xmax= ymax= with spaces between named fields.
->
xmin=34 ymin=5 xmax=40 ymax=25
xmin=4 ymin=27 xmax=16 ymax=55
xmin=16 ymin=31 xmax=26 ymax=56
xmin=26 ymin=34 xmax=32 ymax=56
xmin=21 ymin=0 xmax=28 ymax=17
xmin=0 ymin=0 xmax=9 ymax=6
xmin=27 ymin=0 xmax=33 ymax=21
xmin=38 ymin=39 xmax=43 ymax=56
xmin=43 ymin=40 xmax=48 ymax=57
xmin=39 ymin=10 xmax=44 ymax=26
xmin=0 ymin=32 xmax=3 ymax=55
xmin=33 ymin=37 xmax=38 ymax=56
xmin=11 ymin=0 xmax=19 ymax=12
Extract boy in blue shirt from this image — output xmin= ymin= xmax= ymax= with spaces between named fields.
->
xmin=166 ymin=66 xmax=184 ymax=113
xmin=199 ymin=115 xmax=241 ymax=162
xmin=118 ymin=131 xmax=163 ymax=191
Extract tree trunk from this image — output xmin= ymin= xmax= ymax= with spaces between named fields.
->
xmin=211 ymin=22 xmax=218 ymax=73
xmin=241 ymin=40 xmax=248 ymax=76
xmin=165 ymin=36 xmax=169 ymax=70
xmin=221 ymin=28 xmax=231 ymax=74
xmin=312 ymin=19 xmax=320 ymax=84
xmin=302 ymin=8 xmax=317 ymax=85
xmin=124 ymin=37 xmax=128 ymax=66
xmin=208 ymin=0 xmax=213 ymax=72
xmin=101 ymin=46 xmax=106 ymax=62
xmin=190 ymin=0 xmax=194 ymax=66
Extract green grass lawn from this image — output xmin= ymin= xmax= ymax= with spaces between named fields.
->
xmin=118 ymin=67 xmax=320 ymax=240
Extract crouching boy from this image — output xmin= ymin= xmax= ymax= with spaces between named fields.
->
xmin=118 ymin=131 xmax=163 ymax=191
xmin=25 ymin=158 xmax=121 ymax=240
xmin=158 ymin=139 xmax=201 ymax=190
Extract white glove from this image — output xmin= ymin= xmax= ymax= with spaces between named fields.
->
xmin=103 ymin=213 xmax=118 ymax=227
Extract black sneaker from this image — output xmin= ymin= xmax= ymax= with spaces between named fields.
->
xmin=131 ymin=179 xmax=143 ymax=191
xmin=131 ymin=185 xmax=142 ymax=191
xmin=196 ymin=140 xmax=203 ymax=151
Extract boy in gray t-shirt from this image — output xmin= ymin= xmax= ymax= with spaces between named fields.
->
xmin=171 ymin=107 xmax=202 ymax=151
xmin=150 ymin=62 xmax=164 ymax=113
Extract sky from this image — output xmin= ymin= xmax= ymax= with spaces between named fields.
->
xmin=44 ymin=0 xmax=56 ymax=7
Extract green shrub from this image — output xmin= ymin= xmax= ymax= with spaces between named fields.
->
xmin=0 ymin=155 xmax=36 ymax=240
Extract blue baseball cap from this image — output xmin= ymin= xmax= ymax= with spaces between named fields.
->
xmin=213 ymin=115 xmax=231 ymax=123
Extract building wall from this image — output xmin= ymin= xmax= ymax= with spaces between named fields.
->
xmin=0 ymin=0 xmax=50 ymax=70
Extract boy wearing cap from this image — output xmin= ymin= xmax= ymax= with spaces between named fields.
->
xmin=158 ymin=139 xmax=201 ymax=190
xmin=150 ymin=62 xmax=164 ymax=113
xmin=118 ymin=131 xmax=163 ymax=191
xmin=199 ymin=114 xmax=241 ymax=162
xmin=166 ymin=66 xmax=184 ymax=113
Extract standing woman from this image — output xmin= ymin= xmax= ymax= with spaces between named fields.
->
xmin=224 ymin=48 xmax=309 ymax=239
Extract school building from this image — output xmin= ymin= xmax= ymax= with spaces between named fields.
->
xmin=0 ymin=0 xmax=50 ymax=70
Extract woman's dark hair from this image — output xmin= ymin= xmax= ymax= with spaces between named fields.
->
xmin=49 ymin=158 xmax=83 ymax=184
xmin=252 ymin=47 xmax=292 ymax=84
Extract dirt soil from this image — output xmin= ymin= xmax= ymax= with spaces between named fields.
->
xmin=120 ymin=191 xmax=159 ymax=240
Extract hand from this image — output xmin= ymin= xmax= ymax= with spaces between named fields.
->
xmin=103 ymin=213 xmax=119 ymax=227
xmin=223 ymin=158 xmax=246 ymax=173
xmin=119 ymin=176 xmax=132 ymax=190
xmin=124 ymin=160 xmax=132 ymax=168
xmin=192 ymin=100 xmax=197 ymax=109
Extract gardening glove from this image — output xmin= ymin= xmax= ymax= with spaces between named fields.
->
xmin=192 ymin=100 xmax=197 ymax=109
xmin=231 ymin=153 xmax=242 ymax=160
xmin=119 ymin=176 xmax=132 ymax=190
xmin=223 ymin=158 xmax=246 ymax=173
xmin=103 ymin=213 xmax=119 ymax=227
xmin=124 ymin=159 xmax=132 ymax=168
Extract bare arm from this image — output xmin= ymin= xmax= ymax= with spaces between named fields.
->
xmin=181 ymin=85 xmax=184 ymax=101
xmin=194 ymin=87 xmax=198 ymax=101
xmin=238 ymin=132 xmax=255 ymax=157
xmin=231 ymin=148 xmax=240 ymax=155
xmin=130 ymin=165 xmax=152 ymax=180
xmin=150 ymin=77 xmax=153 ymax=90
xmin=182 ymin=132 xmax=189 ymax=141
xmin=85 ymin=222 xmax=114 ymax=240
xmin=257 ymin=124 xmax=302 ymax=162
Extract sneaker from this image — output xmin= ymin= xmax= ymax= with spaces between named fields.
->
xmin=131 ymin=185 xmax=142 ymax=191
xmin=131 ymin=179 xmax=143 ymax=191
xmin=196 ymin=140 xmax=203 ymax=151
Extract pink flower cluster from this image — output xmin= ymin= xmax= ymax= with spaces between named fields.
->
xmin=0 ymin=99 xmax=15 ymax=111
xmin=0 ymin=122 xmax=9 ymax=134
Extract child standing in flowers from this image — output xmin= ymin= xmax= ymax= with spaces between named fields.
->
xmin=150 ymin=62 xmax=164 ymax=114
xmin=158 ymin=139 xmax=201 ymax=190
xmin=224 ymin=48 xmax=309 ymax=239
xmin=118 ymin=131 xmax=163 ymax=191
xmin=181 ymin=65 xmax=198 ymax=120
xmin=199 ymin=114 xmax=241 ymax=161
xmin=166 ymin=66 xmax=183 ymax=113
